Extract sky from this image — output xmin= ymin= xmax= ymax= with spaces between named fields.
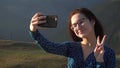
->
xmin=0 ymin=0 xmax=113 ymax=42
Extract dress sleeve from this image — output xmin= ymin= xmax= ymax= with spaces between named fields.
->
xmin=29 ymin=30 xmax=69 ymax=57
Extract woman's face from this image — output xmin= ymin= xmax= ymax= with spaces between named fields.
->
xmin=71 ymin=13 xmax=95 ymax=38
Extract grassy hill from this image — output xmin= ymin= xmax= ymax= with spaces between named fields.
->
xmin=0 ymin=40 xmax=120 ymax=68
xmin=0 ymin=40 xmax=67 ymax=68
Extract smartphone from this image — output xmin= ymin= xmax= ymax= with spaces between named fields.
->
xmin=38 ymin=15 xmax=58 ymax=28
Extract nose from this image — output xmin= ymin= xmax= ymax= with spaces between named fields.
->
xmin=76 ymin=24 xmax=82 ymax=30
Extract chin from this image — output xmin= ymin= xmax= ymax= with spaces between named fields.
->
xmin=75 ymin=30 xmax=89 ymax=38
xmin=77 ymin=32 xmax=89 ymax=38
xmin=77 ymin=34 xmax=86 ymax=38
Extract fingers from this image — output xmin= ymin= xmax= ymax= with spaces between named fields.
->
xmin=97 ymin=36 xmax=100 ymax=45
xmin=30 ymin=12 xmax=47 ymax=31
xmin=94 ymin=45 xmax=102 ymax=52
xmin=101 ymin=35 xmax=107 ymax=45
xmin=32 ymin=20 xmax=46 ymax=25
xmin=94 ymin=46 xmax=98 ymax=52
xmin=97 ymin=35 xmax=107 ymax=46
xmin=32 ymin=12 xmax=43 ymax=19
xmin=94 ymin=35 xmax=106 ymax=62
xmin=31 ymin=16 xmax=46 ymax=23
xmin=31 ymin=12 xmax=47 ymax=26
xmin=97 ymin=46 xmax=103 ymax=51
xmin=94 ymin=45 xmax=104 ymax=55
xmin=32 ymin=16 xmax=46 ymax=22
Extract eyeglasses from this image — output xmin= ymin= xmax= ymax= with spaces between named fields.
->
xmin=71 ymin=18 xmax=86 ymax=30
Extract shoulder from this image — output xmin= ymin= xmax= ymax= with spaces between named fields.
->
xmin=104 ymin=46 xmax=116 ymax=67
xmin=104 ymin=46 xmax=115 ymax=54
xmin=104 ymin=46 xmax=116 ymax=58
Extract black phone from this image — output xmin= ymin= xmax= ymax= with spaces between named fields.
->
xmin=38 ymin=15 xmax=58 ymax=28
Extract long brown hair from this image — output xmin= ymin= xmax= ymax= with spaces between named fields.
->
xmin=68 ymin=8 xmax=104 ymax=42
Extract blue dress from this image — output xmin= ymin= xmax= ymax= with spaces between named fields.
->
xmin=30 ymin=30 xmax=116 ymax=68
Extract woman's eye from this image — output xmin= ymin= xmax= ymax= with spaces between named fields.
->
xmin=78 ymin=21 xmax=84 ymax=25
xmin=80 ymin=21 xmax=84 ymax=23
xmin=73 ymin=24 xmax=77 ymax=27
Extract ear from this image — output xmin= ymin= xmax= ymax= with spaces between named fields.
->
xmin=71 ymin=26 xmax=74 ymax=31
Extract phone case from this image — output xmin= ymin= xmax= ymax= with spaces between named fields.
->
xmin=38 ymin=15 xmax=58 ymax=28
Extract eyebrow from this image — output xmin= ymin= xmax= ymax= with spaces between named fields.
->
xmin=79 ymin=17 xmax=86 ymax=20
xmin=72 ymin=18 xmax=86 ymax=24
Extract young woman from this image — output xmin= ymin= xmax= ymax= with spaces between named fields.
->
xmin=29 ymin=8 xmax=116 ymax=68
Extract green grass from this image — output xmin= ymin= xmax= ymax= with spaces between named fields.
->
xmin=116 ymin=55 xmax=120 ymax=68
xmin=0 ymin=40 xmax=120 ymax=68
xmin=0 ymin=49 xmax=67 ymax=68
xmin=0 ymin=40 xmax=67 ymax=68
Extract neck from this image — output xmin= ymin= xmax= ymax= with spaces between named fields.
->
xmin=81 ymin=32 xmax=97 ymax=47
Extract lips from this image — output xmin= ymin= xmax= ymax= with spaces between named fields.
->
xmin=78 ymin=30 xmax=83 ymax=34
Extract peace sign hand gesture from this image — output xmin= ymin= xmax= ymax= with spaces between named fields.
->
xmin=94 ymin=35 xmax=107 ymax=62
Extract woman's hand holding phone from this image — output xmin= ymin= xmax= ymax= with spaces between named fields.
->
xmin=30 ymin=13 xmax=47 ymax=32
xmin=30 ymin=12 xmax=58 ymax=32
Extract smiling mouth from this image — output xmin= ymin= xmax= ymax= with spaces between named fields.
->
xmin=78 ymin=30 xmax=83 ymax=34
